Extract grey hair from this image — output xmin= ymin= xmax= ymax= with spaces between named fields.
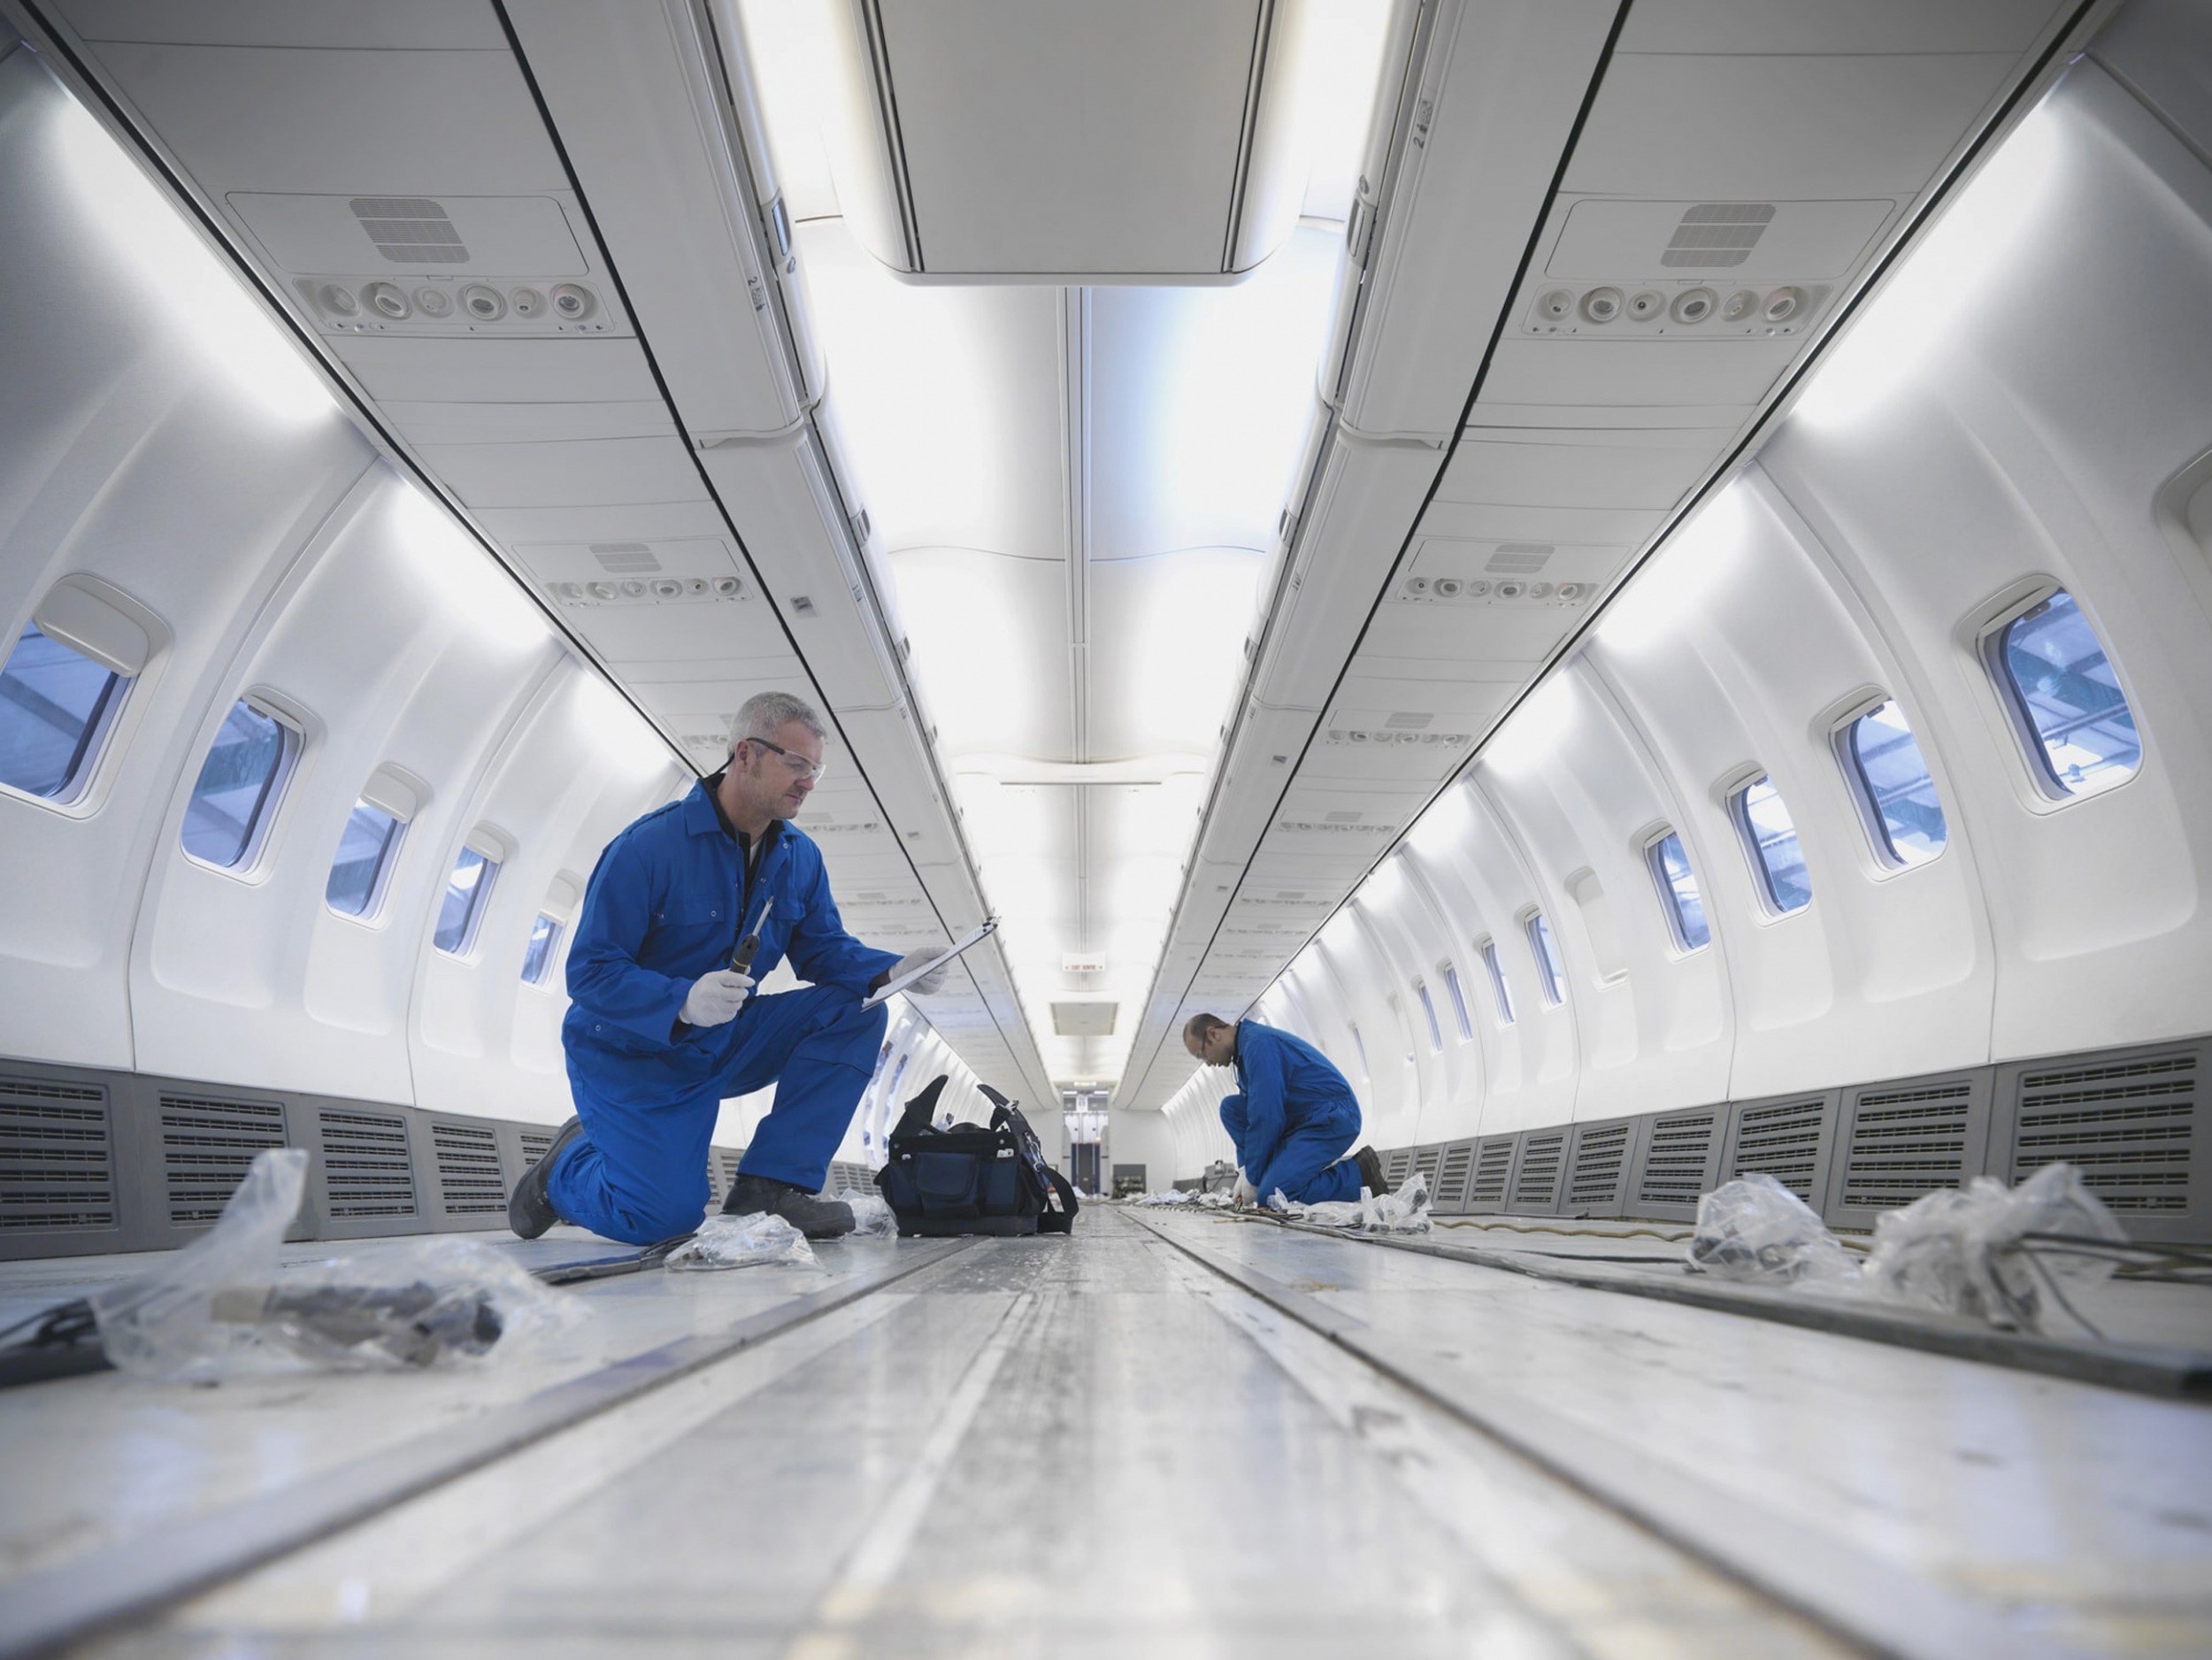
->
xmin=729 ymin=689 xmax=826 ymax=757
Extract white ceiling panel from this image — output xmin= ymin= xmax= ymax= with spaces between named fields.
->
xmin=1405 ymin=535 xmax=1632 ymax=583
xmin=561 ymin=598 xmax=781 ymax=664
xmin=82 ymin=43 xmax=565 ymax=194
xmin=419 ymin=436 xmax=701 ymax=509
xmin=64 ymin=1 xmax=505 ymax=50
xmin=1358 ymin=598 xmax=1590 ymax=665
xmin=1567 ymin=52 xmax=2019 ymax=198
xmin=1544 ymin=196 xmax=1894 ymax=281
xmin=1466 ymin=401 xmax=1757 ymax=431
xmin=512 ymin=537 xmax=740 ymax=587
xmin=471 ymin=501 xmax=728 ymax=549
xmin=381 ymin=401 xmax=676 ymax=447
xmin=1435 ymin=429 xmax=1729 ymax=511
xmin=1615 ymin=0 xmax=2061 ymax=57
xmin=1481 ymin=336 xmax=1795 ymax=406
xmin=1416 ymin=498 xmax=1663 ymax=548
xmin=332 ymin=338 xmax=657 ymax=404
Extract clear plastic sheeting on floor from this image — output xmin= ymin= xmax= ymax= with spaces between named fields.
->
xmin=88 ymin=1149 xmax=580 ymax=1381
xmin=664 ymin=1213 xmax=817 ymax=1272
xmin=833 ymin=1187 xmax=898 ymax=1239
xmin=1687 ymin=1172 xmax=1861 ymax=1287
xmin=1273 ymin=1171 xmax=1432 ymax=1233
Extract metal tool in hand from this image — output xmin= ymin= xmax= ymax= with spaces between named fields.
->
xmin=731 ymin=895 xmax=773 ymax=973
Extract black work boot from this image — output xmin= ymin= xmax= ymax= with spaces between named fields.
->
xmin=1354 ymin=1144 xmax=1388 ymax=1199
xmin=509 ymin=1117 xmax=586 ymax=1240
xmin=723 ymin=1173 xmax=856 ymax=1240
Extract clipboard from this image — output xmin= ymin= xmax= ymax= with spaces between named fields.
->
xmin=863 ymin=918 xmax=998 ymax=1009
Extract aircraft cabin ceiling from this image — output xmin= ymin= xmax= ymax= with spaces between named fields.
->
xmin=15 ymin=0 xmax=2098 ymax=1119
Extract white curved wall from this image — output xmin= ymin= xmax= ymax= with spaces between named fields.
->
xmin=1140 ymin=43 xmax=2212 ymax=1181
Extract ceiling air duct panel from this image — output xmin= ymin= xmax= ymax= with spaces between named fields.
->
xmin=825 ymin=0 xmax=1312 ymax=281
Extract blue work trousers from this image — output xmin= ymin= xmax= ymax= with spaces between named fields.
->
xmin=1221 ymin=1093 xmax=1363 ymax=1206
xmin=548 ymin=984 xmax=887 ymax=1244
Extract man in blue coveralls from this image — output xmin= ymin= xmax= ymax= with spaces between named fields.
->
xmin=508 ymin=691 xmax=949 ymax=1244
xmin=1182 ymin=1013 xmax=1386 ymax=1207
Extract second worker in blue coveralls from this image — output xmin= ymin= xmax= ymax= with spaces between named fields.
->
xmin=507 ymin=691 xmax=949 ymax=1244
xmin=1183 ymin=1013 xmax=1386 ymax=1208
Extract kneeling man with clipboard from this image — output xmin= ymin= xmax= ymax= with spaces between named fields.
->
xmin=509 ymin=690 xmax=990 ymax=1244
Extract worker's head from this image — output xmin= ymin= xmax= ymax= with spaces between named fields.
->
xmin=1182 ymin=1013 xmax=1235 ymax=1066
xmin=726 ymin=690 xmax=827 ymax=824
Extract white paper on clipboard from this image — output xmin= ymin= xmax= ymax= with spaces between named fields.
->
xmin=863 ymin=918 xmax=998 ymax=1009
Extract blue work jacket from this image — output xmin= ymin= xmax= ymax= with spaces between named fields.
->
xmin=563 ymin=778 xmax=900 ymax=1095
xmin=1223 ymin=1020 xmax=1361 ymax=1178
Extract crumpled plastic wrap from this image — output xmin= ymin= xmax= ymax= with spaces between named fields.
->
xmin=664 ymin=1210 xmax=818 ymax=1271
xmin=88 ymin=1149 xmax=580 ymax=1382
xmin=1134 ymin=1189 xmax=1195 ymax=1207
xmin=1686 ymin=1173 xmax=1860 ymax=1286
xmin=834 ymin=1187 xmax=898 ymax=1240
xmin=1862 ymin=1161 xmax=2127 ymax=1333
xmin=1274 ymin=1171 xmax=1432 ymax=1233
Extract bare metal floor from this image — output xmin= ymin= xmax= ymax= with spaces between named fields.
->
xmin=3 ymin=1207 xmax=2208 ymax=1658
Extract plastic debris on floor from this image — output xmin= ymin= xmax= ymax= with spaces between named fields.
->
xmin=664 ymin=1212 xmax=818 ymax=1271
xmin=1686 ymin=1162 xmax=2130 ymax=1335
xmin=1274 ymin=1172 xmax=1433 ymax=1234
xmin=834 ymin=1187 xmax=898 ymax=1239
xmin=89 ymin=1149 xmax=580 ymax=1382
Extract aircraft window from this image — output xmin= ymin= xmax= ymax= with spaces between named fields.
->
xmin=1842 ymin=701 xmax=1947 ymax=865
xmin=1413 ymin=980 xmax=1443 ymax=1052
xmin=1479 ymin=938 xmax=1515 ymax=1026
xmin=181 ymin=699 xmax=300 ymax=870
xmin=1731 ymin=775 xmax=1811 ymax=915
xmin=1646 ymin=831 xmax=1710 ymax=951
xmin=520 ymin=912 xmax=565 ymax=985
xmin=1440 ymin=964 xmax=1474 ymax=1040
xmin=433 ymin=846 xmax=500 ymax=956
xmin=1525 ymin=913 xmax=1566 ymax=1005
xmin=1985 ymin=589 xmax=2139 ymax=797
xmin=325 ymin=802 xmax=405 ymax=918
xmin=0 ymin=623 xmax=128 ymax=803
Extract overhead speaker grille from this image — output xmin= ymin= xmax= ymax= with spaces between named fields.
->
xmin=1639 ymin=1111 xmax=1718 ymax=1207
xmin=1661 ymin=202 xmax=1774 ymax=268
xmin=432 ymin=1122 xmax=505 ymax=1216
xmin=590 ymin=542 xmax=660 ymax=574
xmin=319 ymin=1109 xmax=417 ymax=1218
xmin=1514 ymin=1130 xmax=1567 ymax=1211
xmin=1568 ymin=1123 xmax=1631 ymax=1208
xmin=1486 ymin=544 xmax=1553 ymax=574
xmin=1841 ymin=1080 xmax=1975 ymax=1210
xmin=2013 ymin=1051 xmax=2194 ymax=1212
xmin=161 ymin=1094 xmax=287 ymax=1225
xmin=1732 ymin=1096 xmax=1827 ymax=1201
xmin=0 ymin=1076 xmax=116 ymax=1232
xmin=1433 ymin=1142 xmax=1475 ymax=1210
xmin=349 ymin=196 xmax=469 ymax=264
xmin=1471 ymin=1137 xmax=1515 ymax=1208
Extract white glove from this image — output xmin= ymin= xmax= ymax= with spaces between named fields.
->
xmin=1232 ymin=1172 xmax=1256 ymax=1207
xmin=680 ymin=969 xmax=753 ymax=1027
xmin=890 ymin=947 xmax=949 ymax=996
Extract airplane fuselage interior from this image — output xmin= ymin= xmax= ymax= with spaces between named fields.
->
xmin=2 ymin=0 xmax=2209 ymax=1654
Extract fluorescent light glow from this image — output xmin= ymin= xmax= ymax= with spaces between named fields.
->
xmin=573 ymin=677 xmax=666 ymax=774
xmin=1594 ymin=482 xmax=1754 ymax=657
xmin=1480 ymin=675 xmax=1581 ymax=779
xmin=1793 ymin=104 xmax=2061 ymax=430
xmin=393 ymin=488 xmax=549 ymax=655
xmin=49 ymin=78 xmax=332 ymax=427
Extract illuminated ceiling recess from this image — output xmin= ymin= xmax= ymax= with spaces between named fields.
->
xmin=731 ymin=0 xmax=1394 ymax=1086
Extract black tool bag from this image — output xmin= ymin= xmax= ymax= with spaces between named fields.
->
xmin=876 ymin=1076 xmax=1080 ymax=1237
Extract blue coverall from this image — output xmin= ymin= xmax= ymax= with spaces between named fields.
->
xmin=546 ymin=778 xmax=900 ymax=1244
xmin=1218 ymin=1021 xmax=1364 ymax=1206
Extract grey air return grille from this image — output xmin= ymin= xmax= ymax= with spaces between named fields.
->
xmin=1434 ymin=1142 xmax=1475 ymax=1210
xmin=1383 ymin=1148 xmax=1416 ymax=1187
xmin=2013 ymin=1051 xmax=2195 ymax=1213
xmin=1662 ymin=203 xmax=1775 ymax=267
xmin=1568 ymin=1123 xmax=1631 ymax=1209
xmin=1471 ymin=1138 xmax=1515 ymax=1209
xmin=1640 ymin=1111 xmax=1719 ymax=1208
xmin=709 ymin=1146 xmax=745 ymax=1203
xmin=518 ymin=1128 xmax=557 ymax=1170
xmin=0 ymin=1076 xmax=116 ymax=1232
xmin=432 ymin=1122 xmax=505 ymax=1216
xmin=590 ymin=542 xmax=660 ymax=574
xmin=1841 ymin=1080 xmax=1975 ymax=1210
xmin=1514 ymin=1131 xmax=1567 ymax=1211
xmin=1486 ymin=544 xmax=1553 ymax=574
xmin=1412 ymin=1145 xmax=1443 ymax=1195
xmin=351 ymin=197 xmax=468 ymax=264
xmin=1731 ymin=1096 xmax=1827 ymax=1201
xmin=319 ymin=1109 xmax=417 ymax=1218
xmin=161 ymin=1094 xmax=287 ymax=1225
